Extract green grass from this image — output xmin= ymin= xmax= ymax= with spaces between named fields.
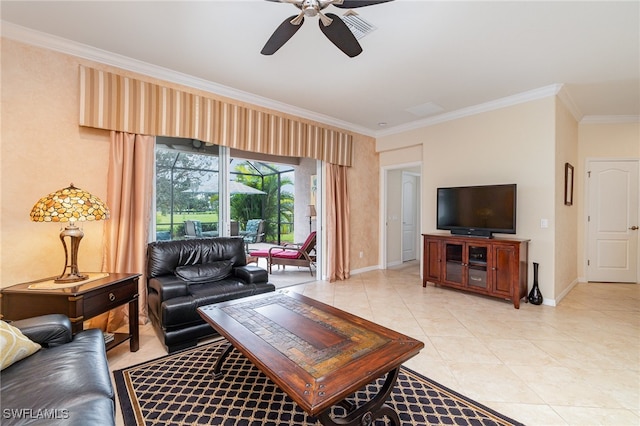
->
xmin=156 ymin=212 xmax=295 ymax=242
xmin=157 ymin=212 xmax=218 ymax=224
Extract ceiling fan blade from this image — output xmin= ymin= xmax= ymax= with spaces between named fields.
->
xmin=261 ymin=15 xmax=304 ymax=55
xmin=319 ymin=13 xmax=362 ymax=57
xmin=334 ymin=0 xmax=394 ymax=8
xmin=264 ymin=0 xmax=300 ymax=3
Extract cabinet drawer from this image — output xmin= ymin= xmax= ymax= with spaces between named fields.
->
xmin=468 ymin=268 xmax=487 ymax=289
xmin=83 ymin=280 xmax=137 ymax=318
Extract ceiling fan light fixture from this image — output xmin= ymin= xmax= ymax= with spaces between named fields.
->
xmin=290 ymin=12 xmax=305 ymax=25
xmin=262 ymin=0 xmax=394 ymax=56
xmin=302 ymin=7 xmax=318 ymax=17
xmin=319 ymin=12 xmax=333 ymax=26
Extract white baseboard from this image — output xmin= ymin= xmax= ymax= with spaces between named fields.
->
xmin=550 ymin=278 xmax=580 ymax=306
xmin=350 ymin=264 xmax=382 ymax=276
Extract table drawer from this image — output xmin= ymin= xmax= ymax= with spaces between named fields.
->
xmin=83 ymin=279 xmax=137 ymax=318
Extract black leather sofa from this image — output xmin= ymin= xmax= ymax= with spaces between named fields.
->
xmin=147 ymin=237 xmax=275 ymax=353
xmin=1 ymin=314 xmax=115 ymax=426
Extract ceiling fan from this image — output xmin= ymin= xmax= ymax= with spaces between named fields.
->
xmin=261 ymin=0 xmax=394 ymax=58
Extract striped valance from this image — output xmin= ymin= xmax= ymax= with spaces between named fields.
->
xmin=79 ymin=66 xmax=352 ymax=166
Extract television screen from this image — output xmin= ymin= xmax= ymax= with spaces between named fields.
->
xmin=437 ymin=184 xmax=517 ymax=237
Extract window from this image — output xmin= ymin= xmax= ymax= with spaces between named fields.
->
xmin=154 ymin=138 xmax=315 ymax=245
xmin=155 ymin=139 xmax=221 ymax=240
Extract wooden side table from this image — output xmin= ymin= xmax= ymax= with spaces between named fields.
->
xmin=0 ymin=272 xmax=140 ymax=352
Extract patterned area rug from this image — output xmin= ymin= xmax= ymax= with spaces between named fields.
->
xmin=114 ymin=339 xmax=523 ymax=425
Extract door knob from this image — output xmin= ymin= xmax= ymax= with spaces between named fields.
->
xmin=630 ymin=226 xmax=639 ymax=230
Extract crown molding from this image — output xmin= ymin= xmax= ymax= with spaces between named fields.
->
xmin=556 ymin=84 xmax=583 ymax=122
xmin=1 ymin=21 xmax=375 ymax=137
xmin=5 ymin=21 xmax=636 ymax=140
xmin=375 ymin=84 xmax=564 ymax=137
xmin=580 ymin=115 xmax=640 ymax=124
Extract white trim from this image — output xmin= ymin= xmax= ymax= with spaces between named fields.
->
xmin=557 ymin=85 xmax=583 ymax=122
xmin=386 ymin=260 xmax=403 ymax=268
xmin=316 ymin=160 xmax=325 ymax=282
xmin=380 ymin=161 xmax=423 ymax=271
xmin=580 ymin=115 xmax=640 ymax=124
xmin=376 ymin=85 xmax=564 ymax=137
xmin=7 ymin=21 xmax=636 ymax=138
xmin=350 ymin=265 xmax=381 ymax=276
xmin=550 ymin=278 xmax=580 ymax=306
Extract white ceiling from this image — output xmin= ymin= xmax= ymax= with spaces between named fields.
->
xmin=2 ymin=0 xmax=639 ymax=137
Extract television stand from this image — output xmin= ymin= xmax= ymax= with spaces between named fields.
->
xmin=422 ymin=233 xmax=529 ymax=308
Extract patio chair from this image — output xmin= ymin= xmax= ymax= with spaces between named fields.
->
xmin=184 ymin=220 xmax=218 ymax=238
xmin=184 ymin=220 xmax=202 ymax=238
xmin=239 ymin=219 xmax=265 ymax=243
xmin=250 ymin=231 xmax=316 ymax=276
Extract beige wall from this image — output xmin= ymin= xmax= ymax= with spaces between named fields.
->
xmin=293 ymin=157 xmax=318 ymax=244
xmin=378 ymin=98 xmax=639 ymax=302
xmin=378 ymin=98 xmax=559 ymax=303
xmin=577 ymin=122 xmax=640 ymax=280
xmin=1 ymin=39 xmax=112 ymax=285
xmin=1 ymin=38 xmax=380 ymax=286
xmin=554 ymin=99 xmax=579 ymax=300
xmin=348 ymin=133 xmax=380 ymax=271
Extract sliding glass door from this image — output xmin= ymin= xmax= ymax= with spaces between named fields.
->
xmin=154 ymin=138 xmax=221 ymax=241
xmin=153 ymin=138 xmax=320 ymax=283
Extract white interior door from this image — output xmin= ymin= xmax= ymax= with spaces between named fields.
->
xmin=587 ymin=160 xmax=639 ymax=283
xmin=402 ymin=173 xmax=418 ymax=262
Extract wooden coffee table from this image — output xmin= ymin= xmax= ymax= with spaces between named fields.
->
xmin=198 ymin=290 xmax=424 ymax=425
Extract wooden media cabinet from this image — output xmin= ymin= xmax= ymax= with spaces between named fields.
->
xmin=422 ymin=233 xmax=529 ymax=308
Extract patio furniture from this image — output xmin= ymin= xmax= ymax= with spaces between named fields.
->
xmin=239 ymin=219 xmax=265 ymax=243
xmin=250 ymin=231 xmax=316 ymax=275
xmin=184 ymin=220 xmax=220 ymax=238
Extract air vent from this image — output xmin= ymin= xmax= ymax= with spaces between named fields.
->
xmin=341 ymin=11 xmax=376 ymax=40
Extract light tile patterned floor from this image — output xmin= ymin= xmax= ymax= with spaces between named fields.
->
xmin=108 ymin=262 xmax=640 ymax=425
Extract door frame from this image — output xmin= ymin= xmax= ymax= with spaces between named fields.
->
xmin=380 ymin=162 xmax=422 ymax=270
xmin=584 ymin=157 xmax=640 ymax=283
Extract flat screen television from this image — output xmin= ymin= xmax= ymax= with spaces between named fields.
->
xmin=437 ymin=184 xmax=517 ymax=238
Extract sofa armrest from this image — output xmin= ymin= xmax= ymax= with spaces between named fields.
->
xmin=149 ymin=276 xmax=190 ymax=302
xmin=10 ymin=314 xmax=72 ymax=347
xmin=233 ymin=265 xmax=268 ymax=284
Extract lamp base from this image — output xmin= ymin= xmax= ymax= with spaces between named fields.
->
xmin=54 ymin=272 xmax=89 ymax=284
xmin=56 ymin=223 xmax=87 ymax=284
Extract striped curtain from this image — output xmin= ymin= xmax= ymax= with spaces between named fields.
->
xmin=79 ymin=66 xmax=352 ymax=166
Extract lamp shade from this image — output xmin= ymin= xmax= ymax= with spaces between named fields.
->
xmin=307 ymin=204 xmax=317 ymax=218
xmin=30 ymin=184 xmax=110 ymax=223
xmin=30 ymin=183 xmax=110 ymax=283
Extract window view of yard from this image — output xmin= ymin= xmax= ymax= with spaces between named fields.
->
xmin=155 ymin=141 xmax=295 ymax=244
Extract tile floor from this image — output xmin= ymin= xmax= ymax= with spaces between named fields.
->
xmin=107 ymin=262 xmax=640 ymax=425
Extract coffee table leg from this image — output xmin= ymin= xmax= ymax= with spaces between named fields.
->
xmin=212 ymin=342 xmax=234 ymax=379
xmin=317 ymin=367 xmax=400 ymax=426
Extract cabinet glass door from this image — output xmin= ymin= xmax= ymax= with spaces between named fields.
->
xmin=444 ymin=243 xmax=463 ymax=285
xmin=467 ymin=245 xmax=488 ymax=289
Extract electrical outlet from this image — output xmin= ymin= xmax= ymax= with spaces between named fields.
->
xmin=540 ymin=219 xmax=549 ymax=228
xmin=359 ymin=251 xmax=364 ymax=258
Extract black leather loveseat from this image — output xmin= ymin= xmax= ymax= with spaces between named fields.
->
xmin=1 ymin=314 xmax=115 ymax=426
xmin=147 ymin=237 xmax=275 ymax=353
